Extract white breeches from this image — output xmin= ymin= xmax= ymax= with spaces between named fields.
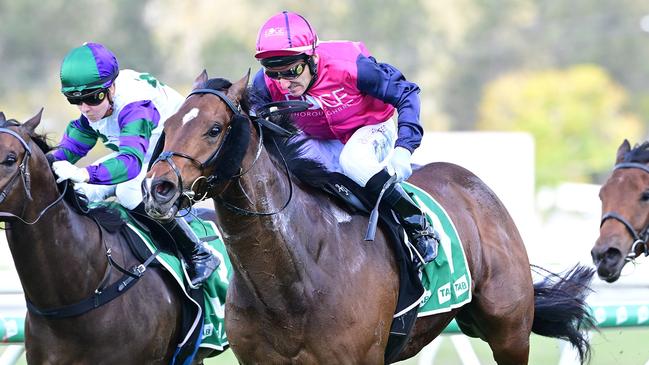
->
xmin=293 ymin=118 xmax=397 ymax=187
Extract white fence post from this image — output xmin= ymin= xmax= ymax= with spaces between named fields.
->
xmin=0 ymin=345 xmax=24 ymax=365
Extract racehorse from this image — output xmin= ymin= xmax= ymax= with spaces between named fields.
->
xmin=143 ymin=71 xmax=596 ymax=365
xmin=592 ymin=139 xmax=649 ymax=282
xmin=0 ymin=111 xmax=218 ymax=364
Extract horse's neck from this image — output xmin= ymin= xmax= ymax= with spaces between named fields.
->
xmin=6 ymin=192 xmax=108 ymax=307
xmin=215 ymin=146 xmax=321 ymax=309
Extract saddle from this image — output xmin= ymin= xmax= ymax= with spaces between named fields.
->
xmin=92 ymin=204 xmax=207 ymax=364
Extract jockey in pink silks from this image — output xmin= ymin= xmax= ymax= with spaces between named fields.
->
xmin=250 ymin=11 xmax=439 ymax=267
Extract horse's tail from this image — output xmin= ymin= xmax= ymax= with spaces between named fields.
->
xmin=531 ymin=264 xmax=597 ymax=364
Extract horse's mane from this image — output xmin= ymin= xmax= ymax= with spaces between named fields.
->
xmin=245 ymin=86 xmax=333 ymax=188
xmin=624 ymin=141 xmax=649 ymax=163
xmin=196 ymin=78 xmax=331 ymax=187
xmin=0 ymin=118 xmax=53 ymax=154
xmin=203 ymin=78 xmax=251 ymax=114
xmin=4 ymin=116 xmax=125 ymax=232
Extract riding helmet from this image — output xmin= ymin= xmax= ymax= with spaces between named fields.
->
xmin=60 ymin=42 xmax=119 ymax=94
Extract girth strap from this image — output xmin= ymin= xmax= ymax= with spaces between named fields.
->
xmin=26 ymin=248 xmax=161 ymax=319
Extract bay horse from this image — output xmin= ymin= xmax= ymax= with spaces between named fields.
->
xmin=592 ymin=139 xmax=649 ymax=282
xmin=143 ymin=71 xmax=595 ymax=365
xmin=0 ymin=111 xmax=218 ymax=364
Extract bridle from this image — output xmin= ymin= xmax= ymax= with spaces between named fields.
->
xmin=0 ymin=128 xmax=32 ymax=203
xmin=151 ymin=88 xmax=241 ymax=209
xmin=600 ymin=162 xmax=649 ymax=261
xmin=0 ymin=127 xmax=65 ymax=225
xmin=0 ymin=130 xmax=160 ymax=318
xmin=150 ymin=88 xmax=303 ymax=217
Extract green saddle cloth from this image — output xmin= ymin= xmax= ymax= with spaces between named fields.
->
xmin=92 ymin=202 xmax=231 ymax=350
xmin=402 ymin=182 xmax=473 ymax=316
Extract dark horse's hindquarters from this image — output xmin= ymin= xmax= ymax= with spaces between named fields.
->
xmin=142 ymin=71 xmax=595 ymax=365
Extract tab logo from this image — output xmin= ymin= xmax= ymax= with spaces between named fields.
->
xmin=453 ymin=275 xmax=469 ymax=297
xmin=437 ymin=283 xmax=451 ymax=304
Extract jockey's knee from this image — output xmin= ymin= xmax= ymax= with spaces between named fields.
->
xmin=339 ymin=156 xmax=382 ymax=188
xmin=76 ymin=183 xmax=114 ymax=204
xmin=115 ymin=181 xmax=144 ymax=210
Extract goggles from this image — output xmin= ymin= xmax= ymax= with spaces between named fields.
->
xmin=264 ymin=63 xmax=306 ymax=80
xmin=65 ymin=88 xmax=108 ymax=106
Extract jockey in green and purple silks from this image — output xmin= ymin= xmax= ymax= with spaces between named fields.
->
xmin=51 ymin=43 xmax=178 ymax=197
xmin=50 ymin=42 xmax=219 ymax=287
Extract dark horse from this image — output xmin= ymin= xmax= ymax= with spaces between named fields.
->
xmin=592 ymin=140 xmax=649 ymax=282
xmin=0 ymin=111 xmax=218 ymax=364
xmin=142 ymin=71 xmax=595 ymax=365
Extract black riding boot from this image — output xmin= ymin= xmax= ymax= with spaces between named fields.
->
xmin=366 ymin=170 xmax=439 ymax=268
xmin=164 ymin=218 xmax=220 ymax=287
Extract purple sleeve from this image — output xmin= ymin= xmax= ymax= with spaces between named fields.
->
xmin=86 ymin=101 xmax=159 ymax=184
xmin=50 ymin=117 xmax=98 ymax=163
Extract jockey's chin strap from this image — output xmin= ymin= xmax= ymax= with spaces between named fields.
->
xmin=600 ymin=162 xmax=649 ymax=261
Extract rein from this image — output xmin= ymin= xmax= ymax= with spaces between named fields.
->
xmin=151 ymin=87 xmax=298 ymax=217
xmin=600 ymin=162 xmax=649 ymax=260
xmin=26 ymin=216 xmax=161 ymax=319
xmin=0 ymin=126 xmax=161 ymax=318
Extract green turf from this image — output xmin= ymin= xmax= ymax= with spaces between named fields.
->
xmin=3 ymin=328 xmax=648 ymax=364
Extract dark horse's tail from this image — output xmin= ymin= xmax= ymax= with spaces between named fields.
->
xmin=531 ymin=264 xmax=597 ymax=364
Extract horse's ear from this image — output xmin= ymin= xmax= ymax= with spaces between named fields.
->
xmin=0 ymin=112 xmax=5 ymax=124
xmin=193 ymin=70 xmax=209 ymax=90
xmin=226 ymin=69 xmax=251 ymax=104
xmin=615 ymin=139 xmax=631 ymax=164
xmin=23 ymin=108 xmax=44 ymax=133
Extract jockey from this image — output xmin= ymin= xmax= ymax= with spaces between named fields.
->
xmin=49 ymin=42 xmax=219 ymax=287
xmin=250 ymin=11 xmax=439 ymax=267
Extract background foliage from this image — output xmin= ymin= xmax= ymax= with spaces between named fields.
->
xmin=0 ymin=0 xmax=647 ymax=187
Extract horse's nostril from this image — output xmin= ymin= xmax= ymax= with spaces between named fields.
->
xmin=591 ymin=250 xmax=601 ymax=263
xmin=151 ymin=180 xmax=177 ymax=202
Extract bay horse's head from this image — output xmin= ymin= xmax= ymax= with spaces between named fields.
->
xmin=143 ymin=70 xmax=251 ymax=221
xmin=0 ymin=110 xmax=53 ymax=218
xmin=592 ymin=139 xmax=649 ymax=282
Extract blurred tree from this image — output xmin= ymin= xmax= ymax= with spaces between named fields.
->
xmin=444 ymin=0 xmax=649 ymax=131
xmin=477 ymin=65 xmax=644 ymax=187
xmin=0 ymin=0 xmax=160 ymax=97
xmin=3 ymin=0 xmax=649 ymax=146
xmin=143 ymin=0 xmax=459 ymax=130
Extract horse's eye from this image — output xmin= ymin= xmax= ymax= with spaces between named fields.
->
xmin=207 ymin=124 xmax=222 ymax=138
xmin=642 ymin=190 xmax=649 ymax=201
xmin=1 ymin=153 xmax=17 ymax=166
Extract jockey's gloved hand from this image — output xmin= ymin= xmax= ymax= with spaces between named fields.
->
xmin=388 ymin=146 xmax=413 ymax=182
xmin=52 ymin=160 xmax=90 ymax=183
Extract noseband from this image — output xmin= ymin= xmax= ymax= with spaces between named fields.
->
xmin=151 ymin=89 xmax=240 ymax=206
xmin=0 ymin=127 xmax=66 ymax=224
xmin=149 ymin=88 xmax=295 ymax=217
xmin=600 ymin=162 xmax=649 ymax=260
